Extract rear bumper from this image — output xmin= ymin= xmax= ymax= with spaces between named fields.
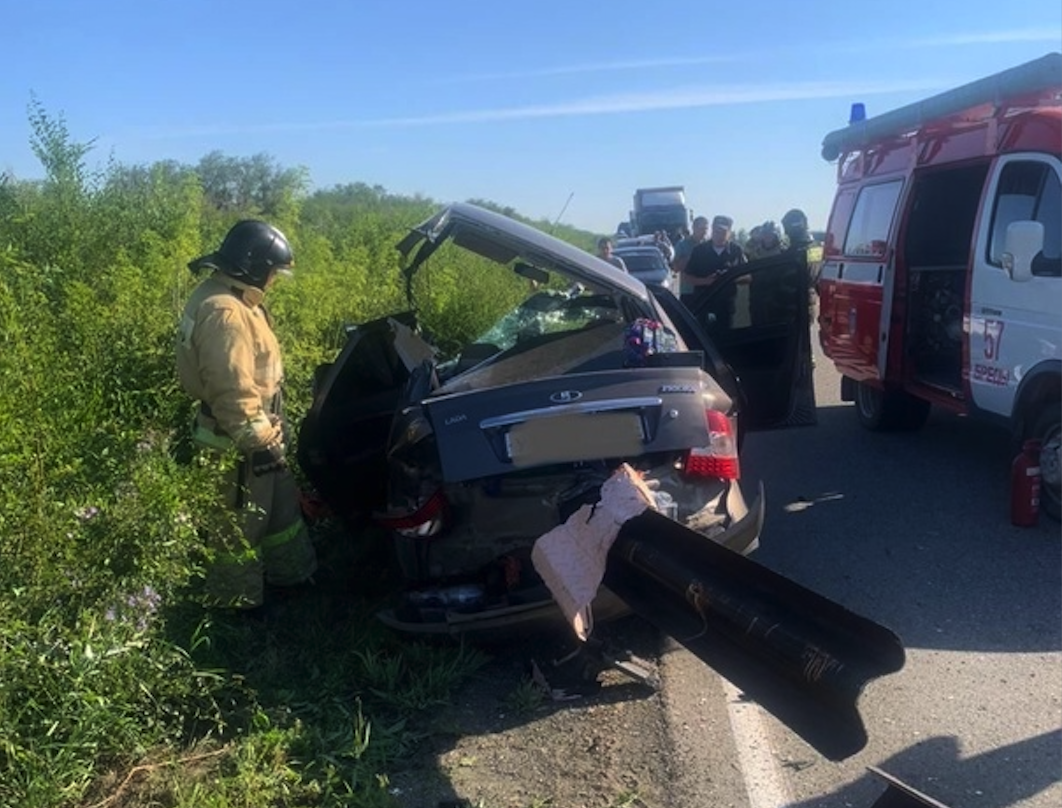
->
xmin=377 ymin=481 xmax=766 ymax=638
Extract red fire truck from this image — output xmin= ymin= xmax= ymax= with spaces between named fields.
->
xmin=816 ymin=52 xmax=1062 ymax=520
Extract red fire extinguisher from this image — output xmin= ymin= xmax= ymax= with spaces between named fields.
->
xmin=1011 ymin=439 xmax=1042 ymax=527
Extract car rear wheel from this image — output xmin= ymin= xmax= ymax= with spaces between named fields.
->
xmin=854 ymin=381 xmax=931 ymax=432
xmin=1030 ymin=403 xmax=1061 ymax=522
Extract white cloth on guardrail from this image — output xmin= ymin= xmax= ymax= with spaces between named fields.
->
xmin=531 ymin=463 xmax=656 ymax=640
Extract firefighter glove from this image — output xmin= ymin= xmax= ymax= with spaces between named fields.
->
xmin=251 ymin=440 xmax=287 ymax=476
xmin=269 ymin=413 xmax=292 ymax=446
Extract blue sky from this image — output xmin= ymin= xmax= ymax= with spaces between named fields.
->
xmin=2 ymin=0 xmax=1059 ymax=234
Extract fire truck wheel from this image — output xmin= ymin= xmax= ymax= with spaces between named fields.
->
xmin=854 ymin=382 xmax=931 ymax=432
xmin=1030 ymin=404 xmax=1061 ymax=522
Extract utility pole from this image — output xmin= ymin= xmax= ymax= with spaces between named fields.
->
xmin=550 ymin=192 xmax=574 ymax=233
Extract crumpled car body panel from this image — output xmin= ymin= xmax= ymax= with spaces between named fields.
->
xmin=299 ymin=204 xmax=763 ymax=636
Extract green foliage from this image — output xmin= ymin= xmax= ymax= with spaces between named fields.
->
xmin=0 ymin=101 xmax=601 ymax=808
xmin=503 ymin=677 xmax=547 ymax=716
xmin=27 ymin=94 xmax=96 ymax=189
xmin=354 ymin=641 xmax=489 ymax=711
xmin=196 ymin=150 xmax=309 ymax=221
xmin=0 ymin=608 xmax=224 ymax=808
xmin=407 ymin=241 xmax=529 ymax=357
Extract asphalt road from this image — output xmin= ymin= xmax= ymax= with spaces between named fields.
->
xmin=662 ymin=343 xmax=1061 ymax=808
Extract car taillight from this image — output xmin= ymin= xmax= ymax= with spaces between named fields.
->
xmin=683 ymin=409 xmax=740 ymax=480
xmin=375 ymin=489 xmax=449 ymax=538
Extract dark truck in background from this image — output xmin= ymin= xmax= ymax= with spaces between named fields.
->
xmin=627 ymin=186 xmax=692 ymax=242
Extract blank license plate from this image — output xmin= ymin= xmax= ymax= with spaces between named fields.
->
xmin=506 ymin=412 xmax=644 ymax=466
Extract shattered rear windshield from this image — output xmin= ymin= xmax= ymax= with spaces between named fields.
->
xmin=434 ymin=286 xmax=630 ymax=391
xmin=476 ymin=287 xmax=623 ymax=354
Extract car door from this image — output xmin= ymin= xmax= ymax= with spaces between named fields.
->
xmin=297 ymin=311 xmax=435 ymax=517
xmin=968 ymin=153 xmax=1062 ymax=418
xmin=651 ymin=251 xmax=817 ymax=431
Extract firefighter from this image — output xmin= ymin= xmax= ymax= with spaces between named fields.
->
xmin=782 ymin=208 xmax=813 ymax=252
xmin=746 ymin=221 xmax=784 ymax=260
xmin=177 ymin=220 xmax=317 ymax=610
xmin=746 ymin=221 xmax=786 ymax=324
xmin=780 ymin=208 xmax=819 ymax=361
xmin=782 ymin=206 xmax=824 ymax=279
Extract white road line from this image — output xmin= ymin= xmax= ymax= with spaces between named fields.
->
xmin=722 ymin=677 xmax=793 ymax=808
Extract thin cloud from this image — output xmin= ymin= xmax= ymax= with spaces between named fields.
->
xmin=903 ymin=28 xmax=1061 ymax=47
xmin=366 ymin=80 xmax=945 ymax=125
xmin=431 ymin=28 xmax=1059 ymax=83
xmin=435 ymin=54 xmax=741 ymax=83
xmin=128 ymin=78 xmax=945 ymax=140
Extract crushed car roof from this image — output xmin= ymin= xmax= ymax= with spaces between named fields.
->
xmin=397 ymin=202 xmax=651 ymax=303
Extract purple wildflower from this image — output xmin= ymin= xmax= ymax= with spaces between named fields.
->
xmin=105 ymin=585 xmax=163 ymax=633
xmin=74 ymin=506 xmax=100 ymax=522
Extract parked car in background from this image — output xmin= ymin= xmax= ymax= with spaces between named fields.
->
xmin=612 ymin=243 xmax=675 ymax=291
xmin=614 ymin=235 xmax=656 ymax=249
xmin=297 ymin=203 xmax=817 ymax=636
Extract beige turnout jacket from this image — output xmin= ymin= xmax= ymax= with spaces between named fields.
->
xmin=176 ymin=274 xmax=284 ymax=453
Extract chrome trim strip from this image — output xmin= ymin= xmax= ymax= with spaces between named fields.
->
xmin=480 ymin=396 xmax=664 ymax=429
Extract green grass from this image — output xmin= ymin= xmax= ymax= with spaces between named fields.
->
xmin=502 ymin=677 xmax=547 ymax=717
xmin=40 ymin=524 xmax=493 ymax=808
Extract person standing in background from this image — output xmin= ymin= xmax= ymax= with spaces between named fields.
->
xmin=653 ymin=230 xmax=675 ymax=264
xmin=682 ymin=215 xmax=748 ymax=327
xmin=673 ymin=215 xmax=710 ymax=299
xmin=596 ymin=236 xmax=628 ymax=271
xmin=683 ymin=216 xmax=746 ymax=293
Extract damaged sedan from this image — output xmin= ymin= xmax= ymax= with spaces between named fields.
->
xmin=298 ymin=202 xmax=818 ymax=636
xmin=298 ymin=203 xmax=905 ymax=760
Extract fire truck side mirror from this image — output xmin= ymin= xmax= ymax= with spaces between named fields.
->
xmin=1001 ymin=220 xmax=1044 ymax=283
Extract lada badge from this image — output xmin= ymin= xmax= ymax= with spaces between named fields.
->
xmin=550 ymin=390 xmax=582 ymax=403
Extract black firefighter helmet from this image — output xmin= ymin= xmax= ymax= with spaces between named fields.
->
xmin=781 ymin=208 xmax=811 ymax=248
xmin=188 ymin=220 xmax=294 ymax=289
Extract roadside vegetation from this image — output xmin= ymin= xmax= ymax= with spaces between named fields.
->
xmin=0 ymin=102 xmax=599 ymax=808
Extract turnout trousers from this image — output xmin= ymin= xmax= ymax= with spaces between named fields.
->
xmin=202 ymin=455 xmax=318 ymax=609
